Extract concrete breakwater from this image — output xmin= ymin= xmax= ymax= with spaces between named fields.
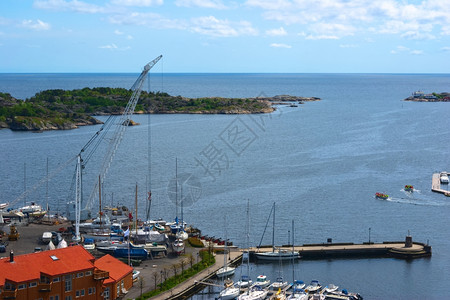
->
xmin=250 ymin=236 xmax=431 ymax=260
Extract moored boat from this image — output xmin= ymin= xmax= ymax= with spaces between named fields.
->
xmin=252 ymin=275 xmax=270 ymax=288
xmin=305 ymin=280 xmax=322 ymax=293
xmin=375 ymin=192 xmax=389 ymax=200
xmin=172 ymin=238 xmax=185 ymax=255
xmin=237 ymin=285 xmax=268 ymax=300
xmin=287 ymin=288 xmax=308 ymax=300
xmin=440 ymin=172 xmax=449 ymax=184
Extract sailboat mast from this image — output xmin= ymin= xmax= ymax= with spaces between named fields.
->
xmin=272 ymin=202 xmax=275 ymax=253
xmin=98 ymin=175 xmax=102 ymax=227
xmin=175 ymin=158 xmax=178 ymax=222
xmin=135 ymin=183 xmax=138 ymax=237
xmin=292 ymin=219 xmax=295 ymax=282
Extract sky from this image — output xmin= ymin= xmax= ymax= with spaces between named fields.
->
xmin=1 ymin=0 xmax=450 ymax=73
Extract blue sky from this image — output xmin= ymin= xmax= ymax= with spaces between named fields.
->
xmin=1 ymin=0 xmax=450 ymax=73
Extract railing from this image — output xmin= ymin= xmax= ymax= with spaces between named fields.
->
xmin=38 ymin=282 xmax=52 ymax=292
xmin=1 ymin=289 xmax=18 ymax=299
xmin=93 ymin=270 xmax=109 ymax=280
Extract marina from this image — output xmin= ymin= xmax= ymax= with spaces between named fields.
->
xmin=2 ymin=73 xmax=450 ymax=299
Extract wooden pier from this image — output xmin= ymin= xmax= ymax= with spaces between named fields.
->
xmin=431 ymin=172 xmax=450 ymax=196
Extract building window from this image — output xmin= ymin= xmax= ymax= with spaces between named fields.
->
xmin=76 ymin=290 xmax=80 ymax=298
xmin=29 ymin=282 xmax=37 ymax=288
xmin=64 ymin=275 xmax=72 ymax=292
xmin=76 ymin=272 xmax=84 ymax=278
xmin=53 ymin=277 xmax=60 ymax=283
xmin=88 ymin=287 xmax=93 ymax=295
xmin=65 ymin=296 xmax=72 ymax=300
xmin=117 ymin=284 xmax=120 ymax=296
xmin=55 ymin=296 xmax=60 ymax=300
xmin=18 ymin=284 xmax=26 ymax=290
xmin=80 ymin=289 xmax=85 ymax=297
xmin=85 ymin=271 xmax=92 ymax=276
xmin=103 ymin=287 xmax=110 ymax=300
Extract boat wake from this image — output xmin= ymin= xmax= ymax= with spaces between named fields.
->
xmin=382 ymin=196 xmax=450 ymax=207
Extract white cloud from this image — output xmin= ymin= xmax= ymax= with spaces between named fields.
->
xmin=110 ymin=0 xmax=163 ymax=7
xmin=245 ymin=0 xmax=292 ymax=10
xmin=114 ymin=30 xmax=124 ymax=35
xmin=305 ymin=35 xmax=339 ymax=40
xmin=34 ymin=0 xmax=105 ymax=13
xmin=109 ymin=12 xmax=187 ymax=29
xmin=441 ymin=46 xmax=450 ymax=52
xmin=390 ymin=45 xmax=423 ymax=55
xmin=175 ymin=0 xmax=227 ymax=9
xmin=265 ymin=27 xmax=287 ymax=36
xmin=401 ymin=31 xmax=435 ymax=40
xmin=270 ymin=43 xmax=291 ymax=48
xmin=21 ymin=19 xmax=51 ymax=31
xmin=190 ymin=16 xmax=257 ymax=37
xmin=339 ymin=44 xmax=358 ymax=48
xmin=99 ymin=43 xmax=131 ymax=51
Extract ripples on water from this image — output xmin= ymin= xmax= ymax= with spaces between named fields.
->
xmin=1 ymin=73 xmax=450 ymax=299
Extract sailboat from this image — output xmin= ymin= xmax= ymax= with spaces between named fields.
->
xmin=172 ymin=158 xmax=185 ymax=255
xmin=235 ymin=200 xmax=252 ymax=289
xmin=255 ymin=203 xmax=299 ymax=261
xmin=287 ymin=220 xmax=307 ymax=300
xmin=216 ymin=216 xmax=235 ymax=278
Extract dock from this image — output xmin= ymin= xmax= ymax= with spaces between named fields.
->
xmin=431 ymin=172 xmax=450 ymax=196
xmin=250 ymin=236 xmax=431 ymax=260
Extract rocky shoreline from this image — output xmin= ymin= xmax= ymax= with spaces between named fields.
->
xmin=0 ymin=90 xmax=320 ymax=131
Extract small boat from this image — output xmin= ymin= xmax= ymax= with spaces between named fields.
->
xmin=440 ymin=172 xmax=449 ymax=184
xmin=325 ymin=289 xmax=363 ymax=300
xmin=305 ymin=280 xmax=322 ymax=293
xmin=323 ymin=283 xmax=339 ymax=293
xmin=255 ymin=249 xmax=299 ymax=261
xmin=273 ymin=288 xmax=287 ymax=300
xmin=235 ymin=275 xmax=252 ymax=288
xmin=310 ymin=293 xmax=325 ymax=300
xmin=132 ymin=270 xmax=140 ymax=282
xmin=252 ymin=275 xmax=270 ymax=288
xmin=269 ymin=277 xmax=289 ymax=291
xmin=216 ymin=266 xmax=235 ymax=278
xmin=287 ymin=288 xmax=308 ymax=300
xmin=238 ymin=285 xmax=268 ymax=300
xmin=83 ymin=238 xmax=95 ymax=250
xmin=172 ymin=238 xmax=185 ymax=255
xmin=41 ymin=232 xmax=52 ymax=244
xmin=404 ymin=185 xmax=414 ymax=192
xmin=219 ymin=285 xmax=240 ymax=300
xmin=375 ymin=192 xmax=389 ymax=200
xmin=291 ymin=280 xmax=306 ymax=290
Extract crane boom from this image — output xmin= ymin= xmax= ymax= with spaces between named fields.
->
xmin=83 ymin=55 xmax=162 ymax=213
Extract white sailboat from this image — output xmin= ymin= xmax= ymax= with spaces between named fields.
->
xmin=216 ymin=216 xmax=235 ymax=278
xmin=235 ymin=200 xmax=252 ymax=289
xmin=255 ymin=203 xmax=299 ymax=261
xmin=171 ymin=158 xmax=185 ymax=255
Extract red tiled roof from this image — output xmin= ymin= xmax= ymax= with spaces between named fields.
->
xmin=94 ymin=254 xmax=132 ymax=284
xmin=0 ymin=246 xmax=95 ymax=285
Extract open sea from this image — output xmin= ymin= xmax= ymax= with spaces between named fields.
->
xmin=1 ymin=73 xmax=450 ymax=299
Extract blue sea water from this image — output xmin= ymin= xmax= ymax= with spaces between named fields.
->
xmin=1 ymin=73 xmax=450 ymax=299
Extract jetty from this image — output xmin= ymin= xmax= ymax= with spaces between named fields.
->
xmin=250 ymin=235 xmax=431 ymax=260
xmin=431 ymin=172 xmax=450 ymax=196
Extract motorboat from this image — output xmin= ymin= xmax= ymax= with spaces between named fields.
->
xmin=325 ymin=289 xmax=363 ymax=300
xmin=305 ymin=280 xmax=322 ymax=293
xmin=291 ymin=280 xmax=306 ymax=290
xmin=287 ymin=288 xmax=308 ymax=300
xmin=440 ymin=172 xmax=449 ymax=184
xmin=269 ymin=277 xmax=289 ymax=291
xmin=404 ymin=185 xmax=414 ymax=192
xmin=375 ymin=192 xmax=389 ymax=200
xmin=219 ymin=285 xmax=240 ymax=300
xmin=237 ymin=285 xmax=268 ymax=300
xmin=323 ymin=283 xmax=339 ymax=293
xmin=235 ymin=275 xmax=252 ymax=288
xmin=83 ymin=238 xmax=95 ymax=250
xmin=19 ymin=202 xmax=43 ymax=214
xmin=252 ymin=275 xmax=270 ymax=288
xmin=310 ymin=293 xmax=325 ymax=300
xmin=132 ymin=270 xmax=140 ymax=282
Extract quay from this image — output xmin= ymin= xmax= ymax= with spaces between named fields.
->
xmin=431 ymin=172 xmax=450 ymax=196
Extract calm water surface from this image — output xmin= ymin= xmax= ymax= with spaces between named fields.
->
xmin=1 ymin=73 xmax=450 ymax=299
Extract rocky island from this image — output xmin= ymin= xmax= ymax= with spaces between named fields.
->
xmin=0 ymin=88 xmax=319 ymax=131
xmin=404 ymin=91 xmax=450 ymax=102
